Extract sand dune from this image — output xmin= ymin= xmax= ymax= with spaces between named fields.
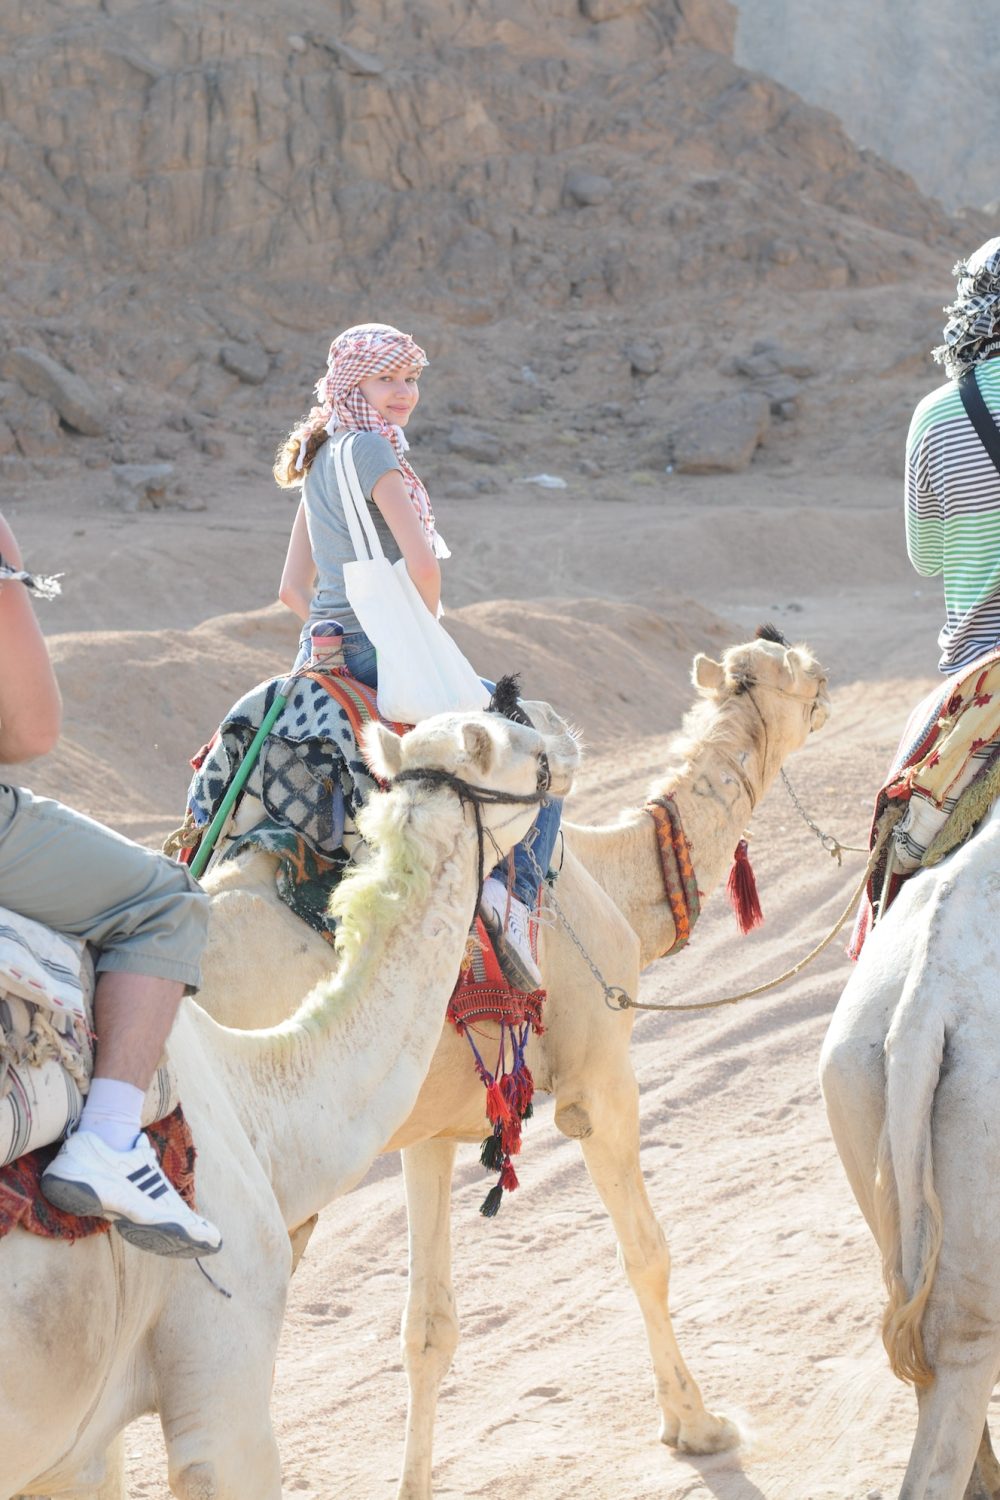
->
xmin=6 ymin=458 xmax=967 ymax=1496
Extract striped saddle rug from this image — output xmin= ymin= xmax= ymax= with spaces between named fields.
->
xmin=0 ymin=905 xmax=176 ymax=1170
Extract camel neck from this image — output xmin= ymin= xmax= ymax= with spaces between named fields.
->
xmin=193 ymin=792 xmax=482 ymax=1230
xmin=565 ymin=725 xmax=767 ymax=969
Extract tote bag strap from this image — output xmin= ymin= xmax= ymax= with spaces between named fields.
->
xmin=958 ymin=367 xmax=1000 ymax=479
xmin=333 ymin=433 xmax=385 ymax=563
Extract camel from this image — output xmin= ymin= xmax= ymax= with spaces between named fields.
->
xmin=821 ymin=796 xmax=1000 ymax=1500
xmin=0 ymin=706 xmax=579 ymax=1500
xmin=192 ymin=630 xmax=829 ymax=1496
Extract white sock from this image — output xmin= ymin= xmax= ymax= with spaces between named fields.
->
xmin=78 ymin=1077 xmax=145 ymax=1152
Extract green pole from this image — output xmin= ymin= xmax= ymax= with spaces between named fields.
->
xmin=189 ymin=676 xmax=297 ymax=880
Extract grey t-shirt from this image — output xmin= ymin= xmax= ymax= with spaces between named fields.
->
xmin=302 ymin=430 xmax=402 ymax=636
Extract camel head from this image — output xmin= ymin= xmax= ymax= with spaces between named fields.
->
xmin=364 ymin=705 xmax=579 ymax=811
xmin=691 ymin=624 xmax=830 ymax=753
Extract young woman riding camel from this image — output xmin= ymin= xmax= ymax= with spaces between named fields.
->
xmin=275 ymin=322 xmax=559 ymax=991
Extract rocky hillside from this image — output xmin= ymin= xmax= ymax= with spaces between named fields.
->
xmin=0 ymin=0 xmax=983 ymax=491
xmin=734 ymin=0 xmax=1000 ymax=212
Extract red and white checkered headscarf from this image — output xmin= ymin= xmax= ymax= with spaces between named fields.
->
xmin=295 ymin=323 xmax=440 ymax=549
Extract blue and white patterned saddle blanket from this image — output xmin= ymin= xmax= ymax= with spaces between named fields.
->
xmin=187 ymin=672 xmax=382 ymax=860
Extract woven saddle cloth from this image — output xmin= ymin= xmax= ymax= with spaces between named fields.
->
xmin=0 ymin=906 xmax=176 ymax=1168
xmin=851 ymin=647 xmax=1000 ymax=957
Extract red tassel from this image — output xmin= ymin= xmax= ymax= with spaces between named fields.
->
xmin=500 ymin=1115 xmax=523 ymax=1157
xmin=727 ymin=838 xmax=763 ymax=934
xmin=500 ymin=1159 xmax=520 ymax=1192
xmin=484 ymin=1080 xmax=513 ymax=1127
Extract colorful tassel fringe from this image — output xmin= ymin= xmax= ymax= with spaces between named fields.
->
xmin=727 ymin=837 xmax=764 ymax=934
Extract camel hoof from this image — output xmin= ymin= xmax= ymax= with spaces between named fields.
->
xmin=666 ymin=1412 xmax=740 ymax=1455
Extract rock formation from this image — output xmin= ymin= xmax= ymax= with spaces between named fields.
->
xmin=734 ymin=0 xmax=1000 ymax=213
xmin=0 ymin=0 xmax=983 ymax=482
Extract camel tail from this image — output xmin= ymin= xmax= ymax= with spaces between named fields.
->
xmin=873 ymin=986 xmax=946 ymax=1390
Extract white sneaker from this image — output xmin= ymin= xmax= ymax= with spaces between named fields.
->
xmin=479 ymin=876 xmax=542 ymax=992
xmin=41 ymin=1130 xmax=222 ymax=1259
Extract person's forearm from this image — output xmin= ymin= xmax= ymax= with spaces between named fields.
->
xmin=278 ymin=582 xmax=312 ymax=623
xmin=406 ymin=555 xmax=441 ymax=616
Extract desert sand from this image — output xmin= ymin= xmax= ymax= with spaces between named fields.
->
xmin=4 ymin=0 xmax=1000 ymax=1494
xmin=7 ymin=450 xmax=977 ymax=1499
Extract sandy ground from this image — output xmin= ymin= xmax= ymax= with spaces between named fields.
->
xmin=7 ymin=452 xmax=988 ymax=1498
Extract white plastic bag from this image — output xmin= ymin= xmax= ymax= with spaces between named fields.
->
xmin=335 ymin=435 xmax=491 ymax=724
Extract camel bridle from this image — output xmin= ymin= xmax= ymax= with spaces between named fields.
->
xmin=390 ymin=761 xmax=553 ymax=932
xmin=733 ymin=668 xmax=826 ymax=797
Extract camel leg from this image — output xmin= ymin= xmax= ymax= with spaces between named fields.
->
xmin=560 ymin=1071 xmax=738 ymax=1453
xmin=898 ymin=1354 xmax=997 ymax=1500
xmin=818 ymin=981 xmax=894 ymax=1237
xmin=964 ymin=1423 xmax=1000 ymax=1500
xmin=157 ymin=1273 xmax=287 ymax=1498
xmin=165 ymin=1398 xmax=283 ymax=1500
xmin=396 ymin=1137 xmax=460 ymax=1500
xmin=21 ymin=1435 xmax=127 ymax=1500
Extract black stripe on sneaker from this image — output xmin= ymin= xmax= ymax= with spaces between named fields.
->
xmin=127 ymin=1166 xmax=168 ymax=1196
xmin=127 ymin=1165 xmax=159 ymax=1187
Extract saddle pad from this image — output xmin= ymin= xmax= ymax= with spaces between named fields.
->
xmin=0 ymin=948 xmax=177 ymax=1168
xmin=0 ymin=1104 xmax=196 ymax=1241
xmin=0 ymin=906 xmax=87 ymax=1021
xmin=185 ymin=668 xmax=404 ymax=866
xmin=851 ymin=645 xmax=1000 ymax=956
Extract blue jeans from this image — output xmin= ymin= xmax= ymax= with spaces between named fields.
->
xmin=294 ymin=633 xmax=561 ymax=908
xmin=472 ymin=675 xmax=562 ymax=909
xmin=294 ymin=626 xmax=378 ymax=685
xmin=506 ymin=794 xmax=562 ymax=909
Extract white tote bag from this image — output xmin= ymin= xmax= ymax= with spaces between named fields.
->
xmin=335 ymin=435 xmax=491 ymax=724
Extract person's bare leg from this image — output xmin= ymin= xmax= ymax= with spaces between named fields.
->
xmin=42 ymin=971 xmax=221 ymax=1256
xmin=91 ymin=972 xmax=184 ymax=1086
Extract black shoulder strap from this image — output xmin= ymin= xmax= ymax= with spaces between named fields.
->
xmin=958 ymin=367 xmax=1000 ymax=478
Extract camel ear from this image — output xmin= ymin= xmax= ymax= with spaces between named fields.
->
xmin=362 ymin=722 xmax=404 ymax=781
xmin=692 ymin=654 xmax=725 ymax=695
xmin=459 ymin=721 xmax=494 ymax=773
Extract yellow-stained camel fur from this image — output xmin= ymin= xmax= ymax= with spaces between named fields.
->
xmin=3 ymin=708 xmax=579 ymax=1500
xmin=188 ymin=633 xmax=829 ymax=1499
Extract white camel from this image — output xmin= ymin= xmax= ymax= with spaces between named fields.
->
xmin=196 ymin=631 xmax=829 ymax=1495
xmin=821 ymin=797 xmax=1000 ymax=1500
xmin=0 ymin=707 xmax=579 ymax=1499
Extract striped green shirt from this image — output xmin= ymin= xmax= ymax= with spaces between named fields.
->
xmin=906 ymin=358 xmax=1000 ymax=672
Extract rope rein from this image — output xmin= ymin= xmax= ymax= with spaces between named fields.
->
xmin=611 ymin=808 xmax=899 ymax=1014
xmin=538 ymin=669 xmax=880 ymax=1017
